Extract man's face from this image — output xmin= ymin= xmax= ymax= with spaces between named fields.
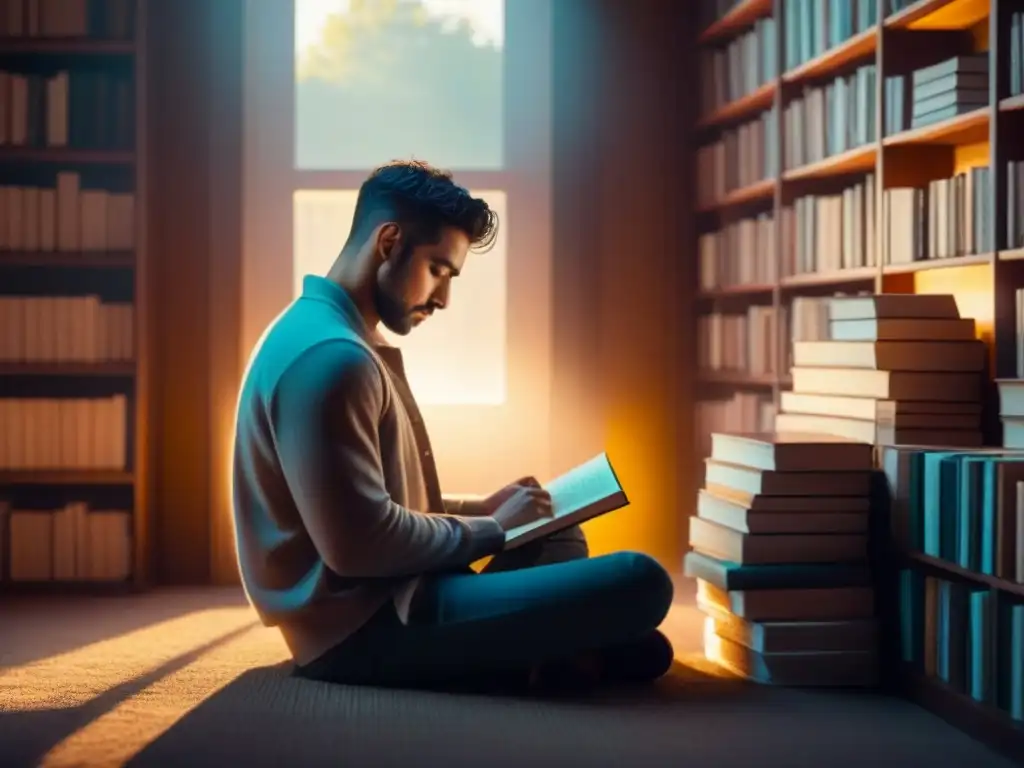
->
xmin=374 ymin=225 xmax=470 ymax=335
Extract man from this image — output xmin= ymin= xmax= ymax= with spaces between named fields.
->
xmin=232 ymin=160 xmax=675 ymax=691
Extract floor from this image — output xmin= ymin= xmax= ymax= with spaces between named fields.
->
xmin=0 ymin=581 xmax=1017 ymax=768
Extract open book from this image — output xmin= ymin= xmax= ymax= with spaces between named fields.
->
xmin=504 ymin=452 xmax=630 ymax=550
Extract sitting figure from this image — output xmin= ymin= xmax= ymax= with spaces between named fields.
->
xmin=231 ymin=159 xmax=675 ymax=692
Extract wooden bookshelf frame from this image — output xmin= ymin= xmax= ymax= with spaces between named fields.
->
xmin=0 ymin=0 xmax=152 ymax=594
xmin=695 ymin=0 xmax=1024 ymax=759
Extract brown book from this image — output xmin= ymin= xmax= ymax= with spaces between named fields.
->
xmin=706 ymin=612 xmax=878 ymax=654
xmin=696 ymin=579 xmax=875 ymax=621
xmin=828 ymin=293 xmax=960 ymax=321
xmin=697 ymin=490 xmax=868 ymax=534
xmin=689 ymin=517 xmax=867 ymax=564
xmin=705 ymin=632 xmax=879 ymax=686
xmin=774 ymin=412 xmax=982 ymax=447
xmin=704 ymin=459 xmax=873 ymax=497
xmin=780 ymin=392 xmax=982 ymax=422
xmin=791 ymin=367 xmax=980 ymax=401
xmin=710 ymin=432 xmax=874 ymax=472
xmin=792 ymin=340 xmax=986 ymax=371
xmin=829 ymin=317 xmax=976 ymax=341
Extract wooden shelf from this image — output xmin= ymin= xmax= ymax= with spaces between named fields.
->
xmin=882 ymin=253 xmax=993 ymax=274
xmin=0 ymin=38 xmax=134 ymax=54
xmin=0 ymin=250 xmax=134 ymax=268
xmin=0 ymin=147 xmax=134 ymax=164
xmin=999 ymin=248 xmax=1024 ymax=262
xmin=903 ymin=671 xmax=1024 ymax=764
xmin=883 ymin=107 xmax=989 ymax=147
xmin=0 ymin=362 xmax=135 ymax=376
xmin=697 ymin=370 xmax=776 ymax=387
xmin=905 ymin=551 xmax=1024 ymax=598
xmin=698 ymin=0 xmax=773 ymax=44
xmin=780 ymin=267 xmax=878 ymax=288
xmin=697 ymin=82 xmax=777 ymax=129
xmin=0 ymin=470 xmax=134 ymax=486
xmin=1001 ymin=95 xmax=1024 ymax=113
xmin=698 ymin=179 xmax=775 ymax=212
xmin=884 ymin=0 xmax=985 ymax=30
xmin=783 ymin=145 xmax=877 ymax=181
xmin=697 ymin=283 xmax=776 ymax=299
xmin=782 ymin=28 xmax=877 ymax=84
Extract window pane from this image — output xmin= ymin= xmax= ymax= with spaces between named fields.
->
xmin=293 ymin=189 xmax=508 ymax=405
xmin=294 ymin=0 xmax=504 ymax=170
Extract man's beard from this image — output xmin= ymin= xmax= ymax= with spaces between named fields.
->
xmin=373 ymin=279 xmax=414 ymax=336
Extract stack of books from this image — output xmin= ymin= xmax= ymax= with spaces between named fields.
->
xmin=911 ymin=54 xmax=989 ymax=130
xmin=998 ymin=379 xmax=1024 ymax=448
xmin=776 ymin=293 xmax=985 ymax=447
xmin=687 ymin=431 xmax=879 ymax=686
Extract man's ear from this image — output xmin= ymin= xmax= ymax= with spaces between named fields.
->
xmin=375 ymin=223 xmax=402 ymax=262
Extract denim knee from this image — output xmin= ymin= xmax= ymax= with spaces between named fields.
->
xmin=621 ymin=552 xmax=674 ymax=627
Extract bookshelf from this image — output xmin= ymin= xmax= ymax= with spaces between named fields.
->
xmin=695 ymin=0 xmax=1024 ymax=759
xmin=0 ymin=0 xmax=151 ymax=593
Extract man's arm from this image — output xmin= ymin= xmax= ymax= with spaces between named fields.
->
xmin=442 ymin=496 xmax=487 ymax=516
xmin=273 ymin=341 xmax=506 ymax=578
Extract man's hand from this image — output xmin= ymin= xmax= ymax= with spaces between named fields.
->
xmin=477 ymin=476 xmax=553 ymax=532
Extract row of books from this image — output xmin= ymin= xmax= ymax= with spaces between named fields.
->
xmin=1010 ymin=12 xmax=1024 ymax=99
xmin=0 ymin=502 xmax=132 ymax=583
xmin=688 ymin=431 xmax=878 ymax=686
xmin=0 ymin=296 xmax=133 ymax=362
xmin=783 ymin=175 xmax=877 ymax=276
xmin=0 ymin=68 xmax=135 ymax=151
xmin=0 ymin=179 xmax=136 ymax=252
xmin=901 ymin=571 xmax=1023 ymax=719
xmin=697 ymin=306 xmax=780 ymax=376
xmin=698 ymin=212 xmax=777 ymax=290
xmin=0 ymin=395 xmax=129 ymax=470
xmin=697 ymin=107 xmax=778 ymax=207
xmin=777 ymin=295 xmax=985 ymax=447
xmin=884 ymin=55 xmax=989 ymax=136
xmin=695 ymin=392 xmax=776 ymax=461
xmin=699 ymin=17 xmax=777 ymax=118
xmin=0 ymin=0 xmax=135 ymax=39
xmin=782 ymin=0 xmax=877 ymax=74
xmin=783 ymin=64 xmax=877 ymax=171
xmin=1008 ymin=161 xmax=1024 ymax=250
xmin=1000 ymin=380 xmax=1024 ymax=450
xmin=884 ymin=166 xmax=994 ymax=264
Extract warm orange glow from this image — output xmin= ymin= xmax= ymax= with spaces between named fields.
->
xmin=954 ymin=142 xmax=989 ymax=175
xmin=908 ymin=0 xmax=989 ymax=31
xmin=914 ymin=264 xmax=994 ymax=366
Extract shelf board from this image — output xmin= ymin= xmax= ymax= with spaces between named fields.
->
xmin=698 ymin=178 xmax=775 ymax=213
xmin=698 ymin=81 xmax=777 ymax=129
xmin=882 ymin=253 xmax=993 ymax=274
xmin=884 ymin=0 xmax=985 ymax=30
xmin=0 ymin=250 xmax=134 ymax=268
xmin=783 ymin=145 xmax=877 ymax=181
xmin=905 ymin=551 xmax=1024 ymax=598
xmin=0 ymin=470 xmax=134 ymax=486
xmin=699 ymin=0 xmax=773 ymax=44
xmin=697 ymin=282 xmax=776 ymax=299
xmin=780 ymin=267 xmax=877 ymax=287
xmin=0 ymin=362 xmax=135 ymax=376
xmin=0 ymin=147 xmax=134 ymax=164
xmin=902 ymin=671 xmax=1024 ymax=764
xmin=0 ymin=38 xmax=135 ymax=54
xmin=1001 ymin=94 xmax=1024 ymax=113
xmin=999 ymin=248 xmax=1024 ymax=262
xmin=883 ymin=107 xmax=989 ymax=147
xmin=698 ymin=370 xmax=776 ymax=387
xmin=783 ymin=27 xmax=877 ymax=84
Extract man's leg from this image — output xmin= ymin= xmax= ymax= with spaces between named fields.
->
xmin=482 ymin=523 xmax=589 ymax=572
xmin=295 ymin=551 xmax=674 ymax=691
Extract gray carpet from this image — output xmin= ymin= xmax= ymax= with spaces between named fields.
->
xmin=0 ymin=586 xmax=1017 ymax=768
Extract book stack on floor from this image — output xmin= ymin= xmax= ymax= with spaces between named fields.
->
xmin=880 ymin=444 xmax=1024 ymax=716
xmin=686 ymin=431 xmax=879 ymax=686
xmin=775 ymin=293 xmax=985 ymax=447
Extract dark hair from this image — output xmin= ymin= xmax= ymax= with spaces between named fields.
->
xmin=349 ymin=160 xmax=499 ymax=253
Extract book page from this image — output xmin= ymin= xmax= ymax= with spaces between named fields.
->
xmin=505 ymin=453 xmax=622 ymax=542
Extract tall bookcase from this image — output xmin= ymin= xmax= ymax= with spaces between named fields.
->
xmin=0 ymin=0 xmax=151 ymax=592
xmin=695 ymin=0 xmax=1024 ymax=758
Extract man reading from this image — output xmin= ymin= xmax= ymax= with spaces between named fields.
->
xmin=232 ymin=160 xmax=675 ymax=691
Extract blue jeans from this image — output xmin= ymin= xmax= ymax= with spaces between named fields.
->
xmin=296 ymin=528 xmax=676 ymax=689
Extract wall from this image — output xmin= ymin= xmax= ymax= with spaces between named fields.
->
xmin=146 ymin=0 xmax=695 ymax=583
